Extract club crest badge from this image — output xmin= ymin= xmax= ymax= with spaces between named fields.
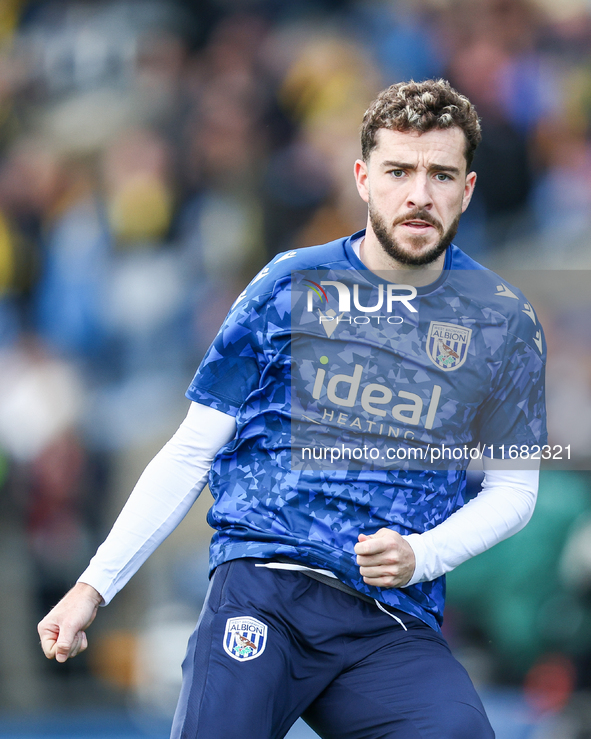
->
xmin=426 ymin=322 xmax=472 ymax=371
xmin=223 ymin=616 xmax=268 ymax=662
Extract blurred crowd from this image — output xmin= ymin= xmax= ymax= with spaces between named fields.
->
xmin=0 ymin=0 xmax=591 ymax=732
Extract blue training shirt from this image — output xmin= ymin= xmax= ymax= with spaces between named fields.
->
xmin=187 ymin=230 xmax=547 ymax=631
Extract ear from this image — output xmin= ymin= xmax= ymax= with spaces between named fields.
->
xmin=354 ymin=159 xmax=370 ymax=204
xmin=461 ymin=171 xmax=477 ymax=213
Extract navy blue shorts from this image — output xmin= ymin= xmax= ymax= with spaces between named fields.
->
xmin=170 ymin=558 xmax=494 ymax=739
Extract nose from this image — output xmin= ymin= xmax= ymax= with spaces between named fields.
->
xmin=406 ymin=173 xmax=433 ymax=211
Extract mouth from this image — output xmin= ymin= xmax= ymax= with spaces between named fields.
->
xmin=400 ymin=220 xmax=435 ymax=233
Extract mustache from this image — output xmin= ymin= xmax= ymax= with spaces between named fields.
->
xmin=393 ymin=209 xmax=442 ymax=230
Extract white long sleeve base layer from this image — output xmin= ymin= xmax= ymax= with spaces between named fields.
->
xmin=78 ymin=402 xmax=539 ymax=604
xmin=78 ymin=402 xmax=236 ymax=604
xmin=402 ymin=462 xmax=539 ymax=587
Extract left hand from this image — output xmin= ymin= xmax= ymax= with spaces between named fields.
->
xmin=354 ymin=528 xmax=416 ymax=588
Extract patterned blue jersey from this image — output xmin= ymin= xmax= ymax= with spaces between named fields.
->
xmin=187 ymin=230 xmax=547 ymax=630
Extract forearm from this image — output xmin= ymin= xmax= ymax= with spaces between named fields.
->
xmin=403 ymin=462 xmax=539 ymax=586
xmin=78 ymin=403 xmax=236 ymax=604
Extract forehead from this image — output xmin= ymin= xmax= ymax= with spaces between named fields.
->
xmin=370 ymin=127 xmax=468 ymax=169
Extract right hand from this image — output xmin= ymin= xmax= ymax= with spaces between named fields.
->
xmin=355 ymin=528 xmax=416 ymax=588
xmin=38 ymin=582 xmax=103 ymax=663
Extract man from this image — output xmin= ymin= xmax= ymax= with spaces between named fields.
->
xmin=39 ymin=80 xmax=546 ymax=739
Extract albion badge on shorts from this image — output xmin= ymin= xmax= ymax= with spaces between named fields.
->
xmin=223 ymin=616 xmax=268 ymax=662
xmin=426 ymin=322 xmax=472 ymax=371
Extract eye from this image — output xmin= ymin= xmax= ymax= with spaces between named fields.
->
xmin=390 ymin=169 xmax=405 ymax=178
xmin=435 ymin=172 xmax=452 ymax=181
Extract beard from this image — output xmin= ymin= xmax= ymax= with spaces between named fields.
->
xmin=369 ymin=202 xmax=461 ymax=267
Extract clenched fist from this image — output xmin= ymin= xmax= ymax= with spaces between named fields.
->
xmin=354 ymin=528 xmax=416 ymax=588
xmin=38 ymin=582 xmax=103 ymax=663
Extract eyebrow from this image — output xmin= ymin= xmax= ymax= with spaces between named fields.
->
xmin=381 ymin=160 xmax=462 ymax=175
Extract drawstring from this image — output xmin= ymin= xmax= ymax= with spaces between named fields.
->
xmin=256 ymin=562 xmax=408 ymax=631
xmin=374 ymin=600 xmax=408 ymax=631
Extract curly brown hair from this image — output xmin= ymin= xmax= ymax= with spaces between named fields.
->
xmin=361 ymin=79 xmax=481 ymax=169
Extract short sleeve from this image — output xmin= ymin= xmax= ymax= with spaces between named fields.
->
xmin=476 ymin=326 xmax=547 ymax=453
xmin=186 ymin=297 xmax=268 ymax=416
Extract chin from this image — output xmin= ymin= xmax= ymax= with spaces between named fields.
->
xmin=404 ymin=238 xmax=433 ymax=252
xmin=382 ymin=236 xmax=448 ymax=268
xmin=401 ymin=240 xmax=436 ymax=258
